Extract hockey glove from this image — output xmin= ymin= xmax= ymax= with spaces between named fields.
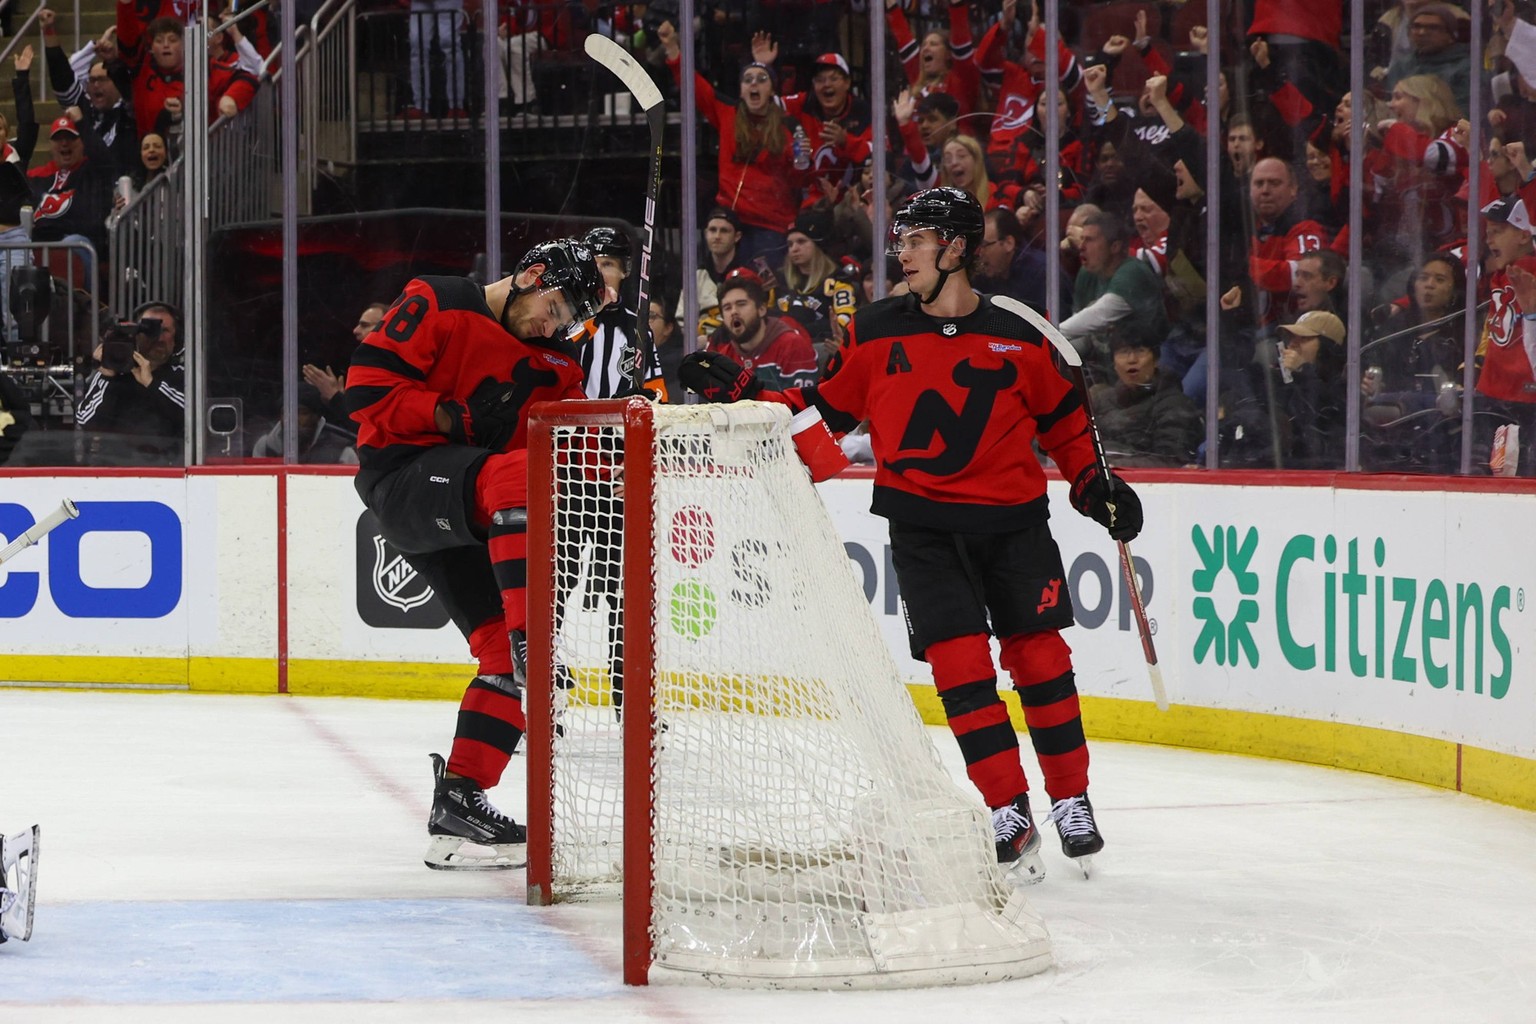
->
xmin=1070 ymin=465 xmax=1143 ymax=542
xmin=679 ymin=351 xmax=763 ymax=403
xmin=446 ymin=377 xmax=527 ymax=452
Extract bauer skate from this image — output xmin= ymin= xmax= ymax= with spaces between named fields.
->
xmin=992 ymin=794 xmax=1045 ymax=885
xmin=0 ymin=825 xmax=40 ymax=943
xmin=1049 ymin=792 xmax=1104 ymax=879
xmin=424 ymin=754 xmax=527 ymax=870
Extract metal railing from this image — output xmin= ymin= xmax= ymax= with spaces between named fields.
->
xmin=103 ymin=0 xmax=356 ymax=316
xmin=108 ymin=168 xmax=184 ymax=319
xmin=0 ymin=238 xmax=105 ymax=465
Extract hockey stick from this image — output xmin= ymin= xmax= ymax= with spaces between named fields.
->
xmin=584 ymin=33 xmax=665 ymax=394
xmin=0 ymin=499 xmax=79 ymax=566
xmin=991 ymin=296 xmax=1168 ymax=711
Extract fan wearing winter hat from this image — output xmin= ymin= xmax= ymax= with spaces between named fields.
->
xmin=778 ymin=205 xmax=856 ymax=366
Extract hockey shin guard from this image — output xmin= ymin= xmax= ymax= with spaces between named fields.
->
xmin=927 ymin=633 xmax=1028 ymax=808
xmin=488 ymin=507 xmax=530 ymax=632
xmin=447 ymin=670 xmax=527 ymax=788
xmin=1000 ymin=631 xmax=1089 ymax=801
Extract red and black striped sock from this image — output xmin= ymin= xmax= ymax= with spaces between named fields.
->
xmin=488 ymin=507 xmax=529 ymax=632
xmin=927 ymin=633 xmax=1027 ymax=808
xmin=447 ymin=620 xmax=527 ymax=788
xmin=1000 ymin=630 xmax=1088 ymax=802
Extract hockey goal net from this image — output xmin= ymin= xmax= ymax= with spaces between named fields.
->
xmin=524 ymin=399 xmax=1051 ymax=988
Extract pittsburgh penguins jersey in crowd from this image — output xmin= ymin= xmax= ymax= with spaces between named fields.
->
xmin=347 ymin=276 xmax=586 ymax=482
xmin=778 ymin=293 xmax=1098 ymax=532
xmin=577 ymin=304 xmax=666 ymax=400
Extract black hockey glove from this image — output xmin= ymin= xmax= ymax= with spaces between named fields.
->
xmin=679 ymin=351 xmax=763 ymax=403
xmin=442 ymin=377 xmax=527 ymax=452
xmin=1070 ymin=465 xmax=1143 ymax=542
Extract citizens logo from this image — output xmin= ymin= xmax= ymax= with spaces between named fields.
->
xmin=1190 ymin=524 xmax=1521 ymax=697
xmin=1190 ymin=525 xmax=1261 ymax=668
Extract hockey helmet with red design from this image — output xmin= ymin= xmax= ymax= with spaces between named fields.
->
xmin=516 ymin=237 xmax=605 ymax=324
xmin=889 ymin=186 xmax=985 ymax=268
xmin=582 ymin=225 xmax=633 ymax=269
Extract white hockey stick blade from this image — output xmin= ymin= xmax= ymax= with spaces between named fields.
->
xmin=1148 ymin=663 xmax=1169 ymax=712
xmin=583 ymin=34 xmax=664 ymax=113
xmin=0 ymin=825 xmax=40 ymax=943
xmin=991 ymin=295 xmax=1083 ymax=367
xmin=0 ymin=499 xmax=80 ymax=565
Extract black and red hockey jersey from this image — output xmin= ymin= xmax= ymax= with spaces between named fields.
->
xmin=347 ymin=276 xmax=586 ymax=482
xmin=776 ymin=294 xmax=1098 ymax=532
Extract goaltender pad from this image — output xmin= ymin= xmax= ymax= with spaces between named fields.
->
xmin=0 ymin=825 xmax=40 ymax=944
xmin=524 ymin=399 xmax=1051 ymax=987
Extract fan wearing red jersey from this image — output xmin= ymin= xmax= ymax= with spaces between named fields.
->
xmin=346 ymin=238 xmax=603 ymax=870
xmin=680 ymin=187 xmax=1144 ymax=881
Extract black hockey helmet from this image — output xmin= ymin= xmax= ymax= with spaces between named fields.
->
xmin=515 ymin=237 xmax=605 ymax=325
xmin=888 ymin=186 xmax=985 ymax=268
xmin=582 ymin=226 xmax=633 ymax=268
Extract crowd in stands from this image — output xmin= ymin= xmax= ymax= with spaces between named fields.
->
xmin=0 ymin=2 xmax=267 ymax=464
xmin=6 ymin=0 xmax=1536 ymax=477
xmin=627 ymin=0 xmax=1536 ymax=476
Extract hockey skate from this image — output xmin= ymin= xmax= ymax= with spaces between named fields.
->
xmin=424 ymin=754 xmax=527 ymax=870
xmin=0 ymin=825 xmax=40 ymax=943
xmin=992 ymin=794 xmax=1045 ymax=885
xmin=1049 ymin=792 xmax=1104 ymax=879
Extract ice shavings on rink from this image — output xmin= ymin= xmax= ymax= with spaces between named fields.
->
xmin=1 ymin=898 xmax=618 ymax=1004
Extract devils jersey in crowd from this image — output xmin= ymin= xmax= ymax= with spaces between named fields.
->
xmin=1478 ymin=256 xmax=1536 ymax=404
xmin=27 ymin=123 xmax=116 ymax=257
xmin=347 ymin=276 xmax=586 ymax=488
xmin=777 ymin=293 xmax=1098 ymax=531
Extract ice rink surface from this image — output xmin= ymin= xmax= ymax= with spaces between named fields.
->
xmin=1 ymin=688 xmax=1532 ymax=1024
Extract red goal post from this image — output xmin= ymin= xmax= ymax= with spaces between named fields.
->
xmin=524 ymin=398 xmax=1051 ymax=989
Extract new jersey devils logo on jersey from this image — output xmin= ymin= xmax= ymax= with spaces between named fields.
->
xmin=34 ymin=188 xmax=75 ymax=221
xmin=992 ymin=94 xmax=1035 ymax=133
xmin=1487 ymin=282 xmax=1520 ymax=348
xmin=812 ymin=140 xmax=840 ymax=172
xmin=885 ymin=358 xmax=1018 ymax=477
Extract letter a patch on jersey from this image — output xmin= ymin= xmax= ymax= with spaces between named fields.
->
xmin=886 ymin=342 xmax=912 ymax=375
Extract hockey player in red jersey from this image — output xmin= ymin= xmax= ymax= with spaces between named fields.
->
xmin=679 ymin=187 xmax=1143 ymax=881
xmin=347 ymin=238 xmax=603 ymax=870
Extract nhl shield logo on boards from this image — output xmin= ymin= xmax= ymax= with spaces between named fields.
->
xmin=942 ymin=323 xmax=957 ymax=336
xmin=355 ymin=511 xmax=450 ymax=629
xmin=372 ymin=536 xmax=434 ymax=612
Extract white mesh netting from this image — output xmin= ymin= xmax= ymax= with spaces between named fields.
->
xmin=540 ymin=401 xmax=1051 ymax=988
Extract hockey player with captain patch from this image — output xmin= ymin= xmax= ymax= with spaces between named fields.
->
xmin=680 ymin=186 xmax=1144 ymax=881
